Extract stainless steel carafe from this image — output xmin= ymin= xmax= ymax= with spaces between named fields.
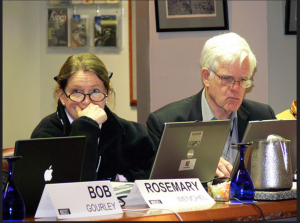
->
xmin=245 ymin=137 xmax=293 ymax=191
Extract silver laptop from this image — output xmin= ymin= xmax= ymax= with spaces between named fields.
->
xmin=12 ymin=136 xmax=87 ymax=217
xmin=241 ymin=119 xmax=297 ymax=174
xmin=149 ymin=120 xmax=231 ymax=182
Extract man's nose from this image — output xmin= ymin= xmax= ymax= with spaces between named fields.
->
xmin=231 ymin=80 xmax=241 ymax=90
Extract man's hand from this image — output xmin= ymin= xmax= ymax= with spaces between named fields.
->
xmin=216 ymin=157 xmax=233 ymax=177
xmin=75 ymin=103 xmax=107 ymax=125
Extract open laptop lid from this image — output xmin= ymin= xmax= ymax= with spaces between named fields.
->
xmin=231 ymin=119 xmax=297 ymax=177
xmin=149 ymin=120 xmax=231 ymax=183
xmin=13 ymin=136 xmax=87 ymax=217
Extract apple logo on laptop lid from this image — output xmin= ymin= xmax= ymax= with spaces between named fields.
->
xmin=44 ymin=165 xmax=53 ymax=182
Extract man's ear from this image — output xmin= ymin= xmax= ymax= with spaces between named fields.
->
xmin=201 ymin=68 xmax=211 ymax=87
xmin=58 ymin=89 xmax=66 ymax=105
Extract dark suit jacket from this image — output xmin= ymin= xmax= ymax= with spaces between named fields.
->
xmin=146 ymin=88 xmax=276 ymax=148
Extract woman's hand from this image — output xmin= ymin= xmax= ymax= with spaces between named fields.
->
xmin=75 ymin=103 xmax=107 ymax=125
xmin=216 ymin=157 xmax=233 ymax=177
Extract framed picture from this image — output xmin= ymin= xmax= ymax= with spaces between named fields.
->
xmin=155 ymin=0 xmax=229 ymax=32
xmin=285 ymin=0 xmax=297 ymax=35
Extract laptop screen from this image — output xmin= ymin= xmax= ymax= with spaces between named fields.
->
xmin=149 ymin=120 xmax=231 ymax=183
xmin=13 ymin=136 xmax=87 ymax=217
xmin=231 ymin=119 xmax=297 ymax=177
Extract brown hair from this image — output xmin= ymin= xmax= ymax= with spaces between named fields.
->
xmin=55 ymin=53 xmax=113 ymax=94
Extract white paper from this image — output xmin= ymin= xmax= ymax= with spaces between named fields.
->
xmin=35 ymin=187 xmax=56 ymax=218
xmin=125 ymin=178 xmax=215 ymax=208
xmin=35 ymin=181 xmax=122 ymax=219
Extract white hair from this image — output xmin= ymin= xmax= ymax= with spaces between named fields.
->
xmin=200 ymin=32 xmax=257 ymax=78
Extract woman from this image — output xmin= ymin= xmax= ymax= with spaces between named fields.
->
xmin=31 ymin=53 xmax=156 ymax=182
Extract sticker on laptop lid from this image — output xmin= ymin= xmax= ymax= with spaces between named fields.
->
xmin=187 ymin=131 xmax=203 ymax=147
xmin=179 ymin=159 xmax=196 ymax=171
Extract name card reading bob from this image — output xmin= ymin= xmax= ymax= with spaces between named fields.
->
xmin=35 ymin=181 xmax=122 ymax=219
xmin=125 ymin=178 xmax=215 ymax=208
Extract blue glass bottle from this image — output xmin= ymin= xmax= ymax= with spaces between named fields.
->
xmin=2 ymin=156 xmax=26 ymax=221
xmin=230 ymin=143 xmax=255 ymax=203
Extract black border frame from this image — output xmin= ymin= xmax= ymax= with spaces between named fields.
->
xmin=285 ymin=0 xmax=297 ymax=35
xmin=155 ymin=0 xmax=229 ymax=32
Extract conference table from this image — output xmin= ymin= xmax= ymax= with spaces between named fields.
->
xmin=24 ymin=199 xmax=296 ymax=221
xmin=3 ymin=148 xmax=297 ymax=221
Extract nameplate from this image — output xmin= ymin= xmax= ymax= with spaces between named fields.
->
xmin=125 ymin=178 xmax=215 ymax=208
xmin=35 ymin=181 xmax=122 ymax=219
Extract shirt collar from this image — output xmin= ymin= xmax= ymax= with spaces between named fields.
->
xmin=201 ymin=88 xmax=216 ymax=121
xmin=201 ymin=87 xmax=237 ymax=121
xmin=65 ymin=108 xmax=75 ymax=124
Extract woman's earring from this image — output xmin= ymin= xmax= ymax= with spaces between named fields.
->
xmin=63 ymin=103 xmax=66 ymax=106
xmin=105 ymin=101 xmax=108 ymax=104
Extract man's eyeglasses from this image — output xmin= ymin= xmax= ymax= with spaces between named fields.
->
xmin=64 ymin=90 xmax=108 ymax=102
xmin=210 ymin=69 xmax=253 ymax=89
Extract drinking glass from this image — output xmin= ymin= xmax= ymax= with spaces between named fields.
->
xmin=229 ymin=143 xmax=255 ymax=203
xmin=2 ymin=156 xmax=26 ymax=220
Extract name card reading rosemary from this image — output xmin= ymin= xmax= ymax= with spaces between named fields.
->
xmin=35 ymin=181 xmax=122 ymax=219
xmin=125 ymin=178 xmax=215 ymax=208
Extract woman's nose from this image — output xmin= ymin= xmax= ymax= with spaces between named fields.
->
xmin=81 ymin=94 xmax=93 ymax=104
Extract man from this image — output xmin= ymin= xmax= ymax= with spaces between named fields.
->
xmin=146 ymin=32 xmax=276 ymax=177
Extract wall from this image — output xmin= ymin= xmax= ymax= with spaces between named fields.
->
xmin=3 ymin=0 xmax=137 ymax=149
xmin=3 ymin=1 xmax=41 ymax=148
xmin=3 ymin=1 xmax=297 ymax=148
xmin=135 ymin=0 xmax=151 ymax=125
xmin=267 ymin=1 xmax=297 ymax=114
xmin=147 ymin=1 xmax=296 ymax=115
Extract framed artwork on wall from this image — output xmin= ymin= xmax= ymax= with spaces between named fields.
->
xmin=155 ymin=0 xmax=229 ymax=32
xmin=285 ymin=0 xmax=297 ymax=35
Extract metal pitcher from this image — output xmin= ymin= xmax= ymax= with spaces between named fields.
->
xmin=245 ymin=136 xmax=293 ymax=191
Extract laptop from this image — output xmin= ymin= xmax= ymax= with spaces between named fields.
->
xmin=12 ymin=136 xmax=87 ymax=217
xmin=149 ymin=120 xmax=231 ymax=183
xmin=231 ymin=119 xmax=297 ymax=177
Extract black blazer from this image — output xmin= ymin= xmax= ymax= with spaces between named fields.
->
xmin=146 ymin=88 xmax=276 ymax=148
